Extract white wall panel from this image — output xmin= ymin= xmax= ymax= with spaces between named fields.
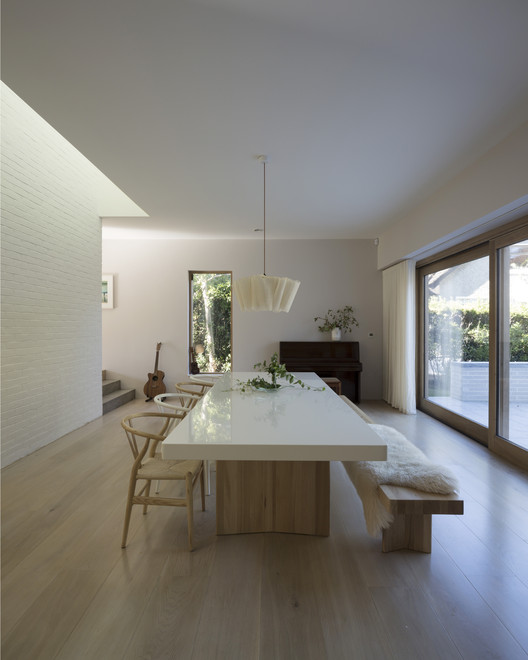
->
xmin=1 ymin=85 xmax=102 ymax=466
xmin=102 ymin=237 xmax=383 ymax=400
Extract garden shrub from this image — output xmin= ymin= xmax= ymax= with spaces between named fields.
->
xmin=427 ymin=301 xmax=528 ymax=369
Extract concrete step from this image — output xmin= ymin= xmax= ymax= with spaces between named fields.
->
xmin=103 ymin=387 xmax=135 ymax=414
xmin=102 ymin=378 xmax=122 ymax=396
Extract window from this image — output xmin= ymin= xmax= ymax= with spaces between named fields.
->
xmin=422 ymin=249 xmax=490 ymax=429
xmin=189 ymin=272 xmax=232 ymax=374
xmin=417 ymin=217 xmax=528 ymax=469
xmin=496 ymin=234 xmax=528 ymax=450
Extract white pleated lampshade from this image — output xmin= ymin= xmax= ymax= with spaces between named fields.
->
xmin=234 ymin=274 xmax=300 ymax=312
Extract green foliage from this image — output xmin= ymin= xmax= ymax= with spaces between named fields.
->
xmin=314 ymin=306 xmax=359 ymax=333
xmin=427 ymin=300 xmax=528 ymax=380
xmin=511 ymin=307 xmax=528 ymax=361
xmin=236 ymin=353 xmax=323 ymax=392
xmin=192 ymin=273 xmax=231 ymax=373
xmin=459 ymin=306 xmax=490 ymax=362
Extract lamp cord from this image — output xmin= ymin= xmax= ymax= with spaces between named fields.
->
xmin=263 ymin=160 xmax=266 ymax=276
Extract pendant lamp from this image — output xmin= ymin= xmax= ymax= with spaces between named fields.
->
xmin=234 ymin=156 xmax=300 ymax=312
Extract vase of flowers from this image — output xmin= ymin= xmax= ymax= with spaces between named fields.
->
xmin=314 ymin=306 xmax=358 ymax=341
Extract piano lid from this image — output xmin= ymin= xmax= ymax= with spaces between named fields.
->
xmin=280 ymin=341 xmax=360 ymax=363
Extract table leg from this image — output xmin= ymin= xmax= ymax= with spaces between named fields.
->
xmin=216 ymin=460 xmax=330 ymax=536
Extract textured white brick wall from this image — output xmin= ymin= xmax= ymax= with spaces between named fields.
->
xmin=1 ymin=85 xmax=102 ymax=467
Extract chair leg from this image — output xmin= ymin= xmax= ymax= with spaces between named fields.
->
xmin=200 ymin=463 xmax=206 ymax=511
xmin=205 ymin=459 xmax=211 ymax=495
xmin=186 ymin=473 xmax=194 ymax=551
xmin=121 ymin=477 xmax=136 ymax=548
xmin=142 ymin=481 xmax=151 ymax=514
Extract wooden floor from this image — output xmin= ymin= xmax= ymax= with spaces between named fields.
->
xmin=2 ymin=398 xmax=528 ymax=659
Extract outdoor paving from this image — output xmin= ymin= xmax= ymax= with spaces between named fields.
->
xmin=428 ymin=396 xmax=528 ymax=450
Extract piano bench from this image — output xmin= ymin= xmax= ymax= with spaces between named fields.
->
xmin=322 ymin=377 xmax=341 ymax=394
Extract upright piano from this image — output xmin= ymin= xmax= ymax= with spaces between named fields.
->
xmin=279 ymin=341 xmax=362 ymax=403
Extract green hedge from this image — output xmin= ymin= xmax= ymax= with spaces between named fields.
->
xmin=427 ymin=302 xmax=528 ymax=368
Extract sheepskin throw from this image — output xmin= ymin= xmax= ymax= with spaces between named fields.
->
xmin=342 ymin=424 xmax=459 ymax=536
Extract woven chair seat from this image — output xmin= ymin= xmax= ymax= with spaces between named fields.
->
xmin=121 ymin=412 xmax=205 ymax=550
xmin=138 ymin=458 xmax=202 ymax=481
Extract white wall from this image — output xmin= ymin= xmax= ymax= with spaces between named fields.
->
xmin=1 ymin=85 xmax=103 ymax=467
xmin=378 ymin=121 xmax=528 ymax=269
xmin=102 ymin=238 xmax=382 ymax=399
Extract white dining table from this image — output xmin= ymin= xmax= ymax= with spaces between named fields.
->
xmin=162 ymin=372 xmax=387 ymax=536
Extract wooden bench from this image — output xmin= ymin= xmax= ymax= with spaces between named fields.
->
xmin=377 ymin=484 xmax=464 ymax=553
xmin=339 ymin=395 xmax=373 ymax=423
xmin=339 ymin=395 xmax=464 ymax=553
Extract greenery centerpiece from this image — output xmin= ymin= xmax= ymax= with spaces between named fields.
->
xmin=314 ymin=306 xmax=359 ymax=336
xmin=237 ymin=353 xmax=322 ymax=392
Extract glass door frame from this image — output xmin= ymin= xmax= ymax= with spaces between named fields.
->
xmin=489 ymin=224 xmax=528 ymax=467
xmin=417 ymin=243 xmax=490 ymax=446
xmin=416 ymin=216 xmax=528 ymax=470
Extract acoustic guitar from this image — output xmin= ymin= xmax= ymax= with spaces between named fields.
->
xmin=144 ymin=342 xmax=166 ymax=401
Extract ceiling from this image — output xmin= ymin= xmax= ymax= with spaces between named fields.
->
xmin=2 ymin=0 xmax=528 ymax=239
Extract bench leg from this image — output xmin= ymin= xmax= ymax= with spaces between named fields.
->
xmin=382 ymin=513 xmax=432 ymax=553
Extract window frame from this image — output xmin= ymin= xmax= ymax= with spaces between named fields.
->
xmin=417 ymin=243 xmax=491 ymax=446
xmin=188 ymin=270 xmax=233 ymax=375
xmin=416 ymin=215 xmax=528 ymax=469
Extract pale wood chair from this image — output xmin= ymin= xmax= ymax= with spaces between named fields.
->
xmin=154 ymin=392 xmax=212 ymax=495
xmin=121 ymin=412 xmax=205 ymax=551
xmin=173 ymin=380 xmax=219 ymax=495
xmin=189 ymin=373 xmax=223 ymax=386
xmin=154 ymin=391 xmax=202 ymax=413
xmin=175 ymin=381 xmax=213 ymax=397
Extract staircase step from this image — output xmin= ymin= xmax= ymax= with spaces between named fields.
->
xmin=102 ymin=378 xmax=122 ymax=396
xmin=103 ymin=388 xmax=135 ymax=414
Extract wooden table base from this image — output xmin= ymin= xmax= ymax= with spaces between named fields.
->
xmin=216 ymin=460 xmax=330 ymax=536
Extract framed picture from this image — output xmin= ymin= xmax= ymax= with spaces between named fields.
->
xmin=102 ymin=274 xmax=114 ymax=309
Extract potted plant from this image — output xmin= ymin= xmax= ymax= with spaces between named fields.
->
xmin=314 ymin=306 xmax=359 ymax=341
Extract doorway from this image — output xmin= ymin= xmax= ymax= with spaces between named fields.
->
xmin=417 ymin=219 xmax=528 ymax=468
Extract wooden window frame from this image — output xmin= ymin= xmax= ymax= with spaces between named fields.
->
xmin=188 ymin=270 xmax=233 ymax=375
xmin=416 ymin=216 xmax=528 ymax=469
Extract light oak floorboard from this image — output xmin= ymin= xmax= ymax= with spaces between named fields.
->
xmin=259 ymin=533 xmax=328 ymax=659
xmin=191 ymin=533 xmax=263 ymax=660
xmin=2 ymin=399 xmax=527 ymax=659
xmin=292 ymin=533 xmax=394 ymax=659
xmin=403 ymin=541 xmax=528 ymax=660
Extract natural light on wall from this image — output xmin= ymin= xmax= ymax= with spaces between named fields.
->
xmin=1 ymin=84 xmax=148 ymax=224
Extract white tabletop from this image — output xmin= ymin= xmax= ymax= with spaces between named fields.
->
xmin=162 ymin=372 xmax=387 ymax=462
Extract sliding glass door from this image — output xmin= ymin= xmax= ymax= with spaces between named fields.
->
xmin=496 ymin=235 xmax=528 ymax=451
xmin=424 ymin=252 xmax=490 ymax=426
xmin=418 ymin=218 xmax=528 ymax=467
xmin=420 ymin=247 xmax=490 ymax=442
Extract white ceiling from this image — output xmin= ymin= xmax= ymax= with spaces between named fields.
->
xmin=2 ymin=0 xmax=528 ymax=239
